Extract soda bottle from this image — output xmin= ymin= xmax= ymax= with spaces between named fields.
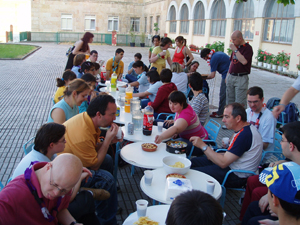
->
xmin=111 ymin=72 xmax=117 ymax=91
xmin=125 ymin=85 xmax=133 ymax=113
xmin=143 ymin=102 xmax=154 ymax=136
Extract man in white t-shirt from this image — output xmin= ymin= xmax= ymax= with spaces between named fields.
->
xmin=246 ymin=86 xmax=276 ymax=163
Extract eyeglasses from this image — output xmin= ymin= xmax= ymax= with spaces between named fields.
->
xmin=280 ymin=139 xmax=289 ymax=143
xmin=57 ymin=138 xmax=66 ymax=144
xmin=50 ymin=167 xmax=68 ymax=194
xmin=247 ymin=100 xmax=260 ymax=104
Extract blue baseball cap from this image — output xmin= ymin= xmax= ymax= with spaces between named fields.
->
xmin=265 ymin=162 xmax=300 ymax=205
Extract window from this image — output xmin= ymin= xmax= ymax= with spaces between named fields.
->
xmin=193 ymin=1 xmax=205 ymax=35
xmin=61 ymin=14 xmax=72 ymax=30
xmin=85 ymin=16 xmax=96 ymax=30
xmin=169 ymin=6 xmax=177 ymax=33
xmin=130 ymin=17 xmax=140 ymax=32
xmin=108 ymin=16 xmax=119 ymax=31
xmin=263 ymin=1 xmax=294 ymax=44
xmin=234 ymin=0 xmax=254 ymax=39
xmin=210 ymin=0 xmax=226 ymax=37
xmin=144 ymin=17 xmax=147 ymax=33
xmin=150 ymin=16 xmax=153 ymax=33
xmin=180 ymin=4 xmax=189 ymax=34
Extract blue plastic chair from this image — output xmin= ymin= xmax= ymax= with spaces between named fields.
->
xmin=23 ymin=137 xmax=35 ymax=155
xmin=157 ymin=113 xmax=175 ymax=120
xmin=186 ymin=86 xmax=191 ymax=99
xmin=0 ymin=181 xmax=4 ymax=192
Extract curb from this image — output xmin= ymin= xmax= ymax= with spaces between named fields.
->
xmin=0 ymin=43 xmax=41 ymax=60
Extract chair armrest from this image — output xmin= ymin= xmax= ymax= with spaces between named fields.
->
xmin=221 ymin=170 xmax=257 ymax=186
xmin=157 ymin=113 xmax=172 ymax=120
xmin=216 ymin=149 xmax=228 ymax=153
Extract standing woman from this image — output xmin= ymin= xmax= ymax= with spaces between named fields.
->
xmin=150 ymin=37 xmax=173 ymax=75
xmin=65 ymin=32 xmax=94 ymax=70
xmin=148 ymin=35 xmax=160 ymax=64
xmin=172 ymin=36 xmax=194 ymax=68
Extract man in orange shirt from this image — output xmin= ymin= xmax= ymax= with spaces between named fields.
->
xmin=105 ymin=48 xmax=124 ymax=80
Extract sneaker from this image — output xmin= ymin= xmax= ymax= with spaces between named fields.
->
xmin=222 ymin=125 xmax=227 ymax=130
xmin=81 ymin=187 xmax=111 ymax=201
xmin=210 ymin=112 xmax=223 ymax=118
xmin=239 ymin=192 xmax=245 ymax=205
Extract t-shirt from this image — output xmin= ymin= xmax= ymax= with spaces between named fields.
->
xmin=229 ymin=43 xmax=253 ymax=74
xmin=189 ymin=93 xmax=209 ymax=125
xmin=71 ymin=66 xmax=83 ymax=78
xmin=147 ymin=81 xmax=163 ymax=102
xmin=292 ymin=76 xmax=300 ymax=91
xmin=0 ymin=162 xmax=71 ymax=225
xmin=47 ymin=98 xmax=78 ymax=123
xmin=106 ymin=58 xmax=124 ymax=77
xmin=137 ymin=71 xmax=150 ymax=93
xmin=152 ymin=47 xmax=171 ymax=65
xmin=128 ymin=61 xmax=138 ymax=77
xmin=54 ymin=86 xmax=66 ymax=103
xmin=175 ymin=105 xmax=208 ymax=140
xmin=210 ymin=52 xmax=230 ymax=79
xmin=228 ymin=125 xmax=263 ymax=178
xmin=171 ymin=72 xmax=188 ymax=95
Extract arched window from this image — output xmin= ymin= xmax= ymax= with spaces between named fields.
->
xmin=234 ymin=0 xmax=254 ymax=40
xmin=180 ymin=4 xmax=189 ymax=34
xmin=210 ymin=0 xmax=226 ymax=37
xmin=169 ymin=6 xmax=177 ymax=33
xmin=263 ymin=1 xmax=294 ymax=43
xmin=193 ymin=1 xmax=205 ymax=35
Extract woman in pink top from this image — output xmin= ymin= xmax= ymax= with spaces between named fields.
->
xmin=172 ymin=36 xmax=194 ymax=68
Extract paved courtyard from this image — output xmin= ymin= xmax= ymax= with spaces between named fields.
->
xmin=0 ymin=42 xmax=299 ymax=224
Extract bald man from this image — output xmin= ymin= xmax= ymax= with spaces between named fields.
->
xmin=226 ymin=30 xmax=253 ymax=108
xmin=0 ymin=153 xmax=83 ymax=225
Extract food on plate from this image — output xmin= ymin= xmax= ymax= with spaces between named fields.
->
xmin=134 ymin=216 xmax=159 ymax=225
xmin=166 ymin=141 xmax=187 ymax=148
xmin=169 ymin=161 xmax=185 ymax=168
xmin=141 ymin=143 xmax=157 ymax=152
xmin=166 ymin=173 xmax=186 ymax=179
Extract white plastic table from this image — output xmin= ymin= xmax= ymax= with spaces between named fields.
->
xmin=120 ymin=125 xmax=166 ymax=143
xmin=140 ymin=167 xmax=222 ymax=204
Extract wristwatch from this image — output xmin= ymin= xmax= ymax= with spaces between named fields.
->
xmin=70 ymin=221 xmax=78 ymax=225
xmin=202 ymin=145 xmax=209 ymax=152
xmin=234 ymin=49 xmax=238 ymax=53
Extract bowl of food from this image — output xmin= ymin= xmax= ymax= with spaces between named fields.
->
xmin=141 ymin=143 xmax=157 ymax=152
xmin=166 ymin=173 xmax=186 ymax=179
xmin=162 ymin=155 xmax=191 ymax=175
xmin=166 ymin=140 xmax=187 ymax=154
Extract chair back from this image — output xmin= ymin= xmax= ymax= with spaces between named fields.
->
xmin=186 ymin=86 xmax=191 ymax=98
xmin=23 ymin=137 xmax=35 ymax=155
xmin=273 ymin=129 xmax=284 ymax=159
xmin=0 ymin=181 xmax=4 ymax=192
xmin=204 ymin=119 xmax=221 ymax=142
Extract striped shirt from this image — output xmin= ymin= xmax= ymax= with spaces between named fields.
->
xmin=189 ymin=93 xmax=209 ymax=125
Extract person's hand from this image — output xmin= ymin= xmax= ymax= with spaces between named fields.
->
xmin=172 ymin=134 xmax=178 ymax=139
xmin=272 ymin=105 xmax=285 ymax=119
xmin=259 ymin=219 xmax=279 ymax=225
xmin=259 ymin=194 xmax=269 ymax=213
xmin=189 ymin=136 xmax=204 ymax=148
xmin=229 ymin=43 xmax=237 ymax=51
xmin=221 ymin=140 xmax=227 ymax=149
xmin=164 ymin=120 xmax=174 ymax=126
xmin=159 ymin=51 xmax=166 ymax=57
xmin=155 ymin=135 xmax=163 ymax=144
xmin=111 ymin=130 xmax=124 ymax=144
xmin=268 ymin=208 xmax=278 ymax=217
xmin=106 ymin=123 xmax=119 ymax=142
xmin=81 ymin=167 xmax=92 ymax=183
xmin=269 ymin=160 xmax=286 ymax=167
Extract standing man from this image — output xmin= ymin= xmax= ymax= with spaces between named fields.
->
xmin=227 ymin=30 xmax=253 ymax=108
xmin=201 ymin=48 xmax=230 ymax=118
xmin=106 ymin=48 xmax=124 ymax=80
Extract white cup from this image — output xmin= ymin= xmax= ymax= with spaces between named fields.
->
xmin=206 ymin=180 xmax=215 ymax=195
xmin=163 ymin=50 xmax=166 ymax=53
xmin=116 ymin=127 xmax=122 ymax=139
xmin=136 ymin=199 xmax=148 ymax=218
xmin=222 ymin=137 xmax=230 ymax=148
xmin=144 ymin=170 xmax=153 ymax=186
xmin=157 ymin=122 xmax=163 ymax=132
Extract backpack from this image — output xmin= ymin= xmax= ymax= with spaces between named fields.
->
xmin=66 ymin=46 xmax=74 ymax=57
xmin=266 ymin=97 xmax=280 ymax=110
xmin=277 ymin=102 xmax=299 ymax=124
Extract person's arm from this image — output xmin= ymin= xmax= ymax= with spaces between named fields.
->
xmin=72 ymin=40 xmax=85 ymax=55
xmin=263 ymin=142 xmax=269 ymax=150
xmin=50 ymin=108 xmax=66 ymax=124
xmin=150 ymin=50 xmax=166 ymax=63
xmin=167 ymin=56 xmax=172 ymax=67
xmin=132 ymin=91 xmax=151 ymax=98
xmin=258 ymin=219 xmax=279 ymax=225
xmin=105 ymin=59 xmax=112 ymax=80
xmin=268 ymin=160 xmax=287 ymax=167
xmin=185 ymin=47 xmax=194 ymax=66
xmin=70 ymin=168 xmax=92 ymax=201
xmin=57 ymin=208 xmax=83 ymax=225
xmin=229 ymin=43 xmax=248 ymax=65
xmin=148 ymin=49 xmax=152 ymax=62
xmin=202 ymin=71 xmax=216 ymax=80
xmin=129 ymin=81 xmax=140 ymax=87
xmin=128 ymin=63 xmax=134 ymax=75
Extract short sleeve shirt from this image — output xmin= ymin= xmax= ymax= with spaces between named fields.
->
xmin=137 ymin=72 xmax=150 ymax=93
xmin=54 ymin=86 xmax=66 ymax=103
xmin=128 ymin=61 xmax=138 ymax=77
xmin=228 ymin=43 xmax=253 ymax=74
xmin=292 ymin=76 xmax=300 ymax=91
xmin=210 ymin=52 xmax=230 ymax=79
xmin=147 ymin=81 xmax=163 ymax=102
xmin=106 ymin=58 xmax=124 ymax=77
xmin=152 ymin=47 xmax=171 ymax=65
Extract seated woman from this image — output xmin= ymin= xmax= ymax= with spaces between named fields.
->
xmin=79 ymin=73 xmax=98 ymax=113
xmin=71 ymin=53 xmax=86 ymax=78
xmin=170 ymin=62 xmax=188 ymax=95
xmin=154 ymin=91 xmax=208 ymax=156
xmin=47 ymin=79 xmax=91 ymax=124
xmin=79 ymin=61 xmax=95 ymax=78
xmin=151 ymin=69 xmax=177 ymax=117
xmin=128 ymin=61 xmax=149 ymax=93
xmin=53 ymin=70 xmax=77 ymax=104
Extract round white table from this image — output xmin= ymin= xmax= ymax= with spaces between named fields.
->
xmin=120 ymin=125 xmax=166 ymax=143
xmin=122 ymin=205 xmax=170 ymax=225
xmin=140 ymin=167 xmax=222 ymax=204
xmin=120 ymin=142 xmax=186 ymax=169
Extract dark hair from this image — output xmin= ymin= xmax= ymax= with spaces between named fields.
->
xmin=81 ymin=73 xmax=96 ymax=83
xmin=166 ymin=190 xmax=223 ymax=225
xmin=81 ymin=32 xmax=94 ymax=52
xmin=132 ymin=61 xmax=149 ymax=73
xmin=64 ymin=79 xmax=90 ymax=97
xmin=115 ymin=48 xmax=124 ymax=55
xmin=87 ymin=94 xmax=115 ymax=117
xmin=34 ymin=123 xmax=65 ymax=155
xmin=90 ymin=50 xmax=98 ymax=55
xmin=189 ymin=72 xmax=203 ymax=91
xmin=73 ymin=54 xmax=86 ymax=66
xmin=134 ymin=53 xmax=142 ymax=60
xmin=168 ymin=91 xmax=188 ymax=109
xmin=94 ymin=62 xmax=100 ymax=71
xmin=146 ymin=70 xmax=160 ymax=83
xmin=281 ymin=121 xmax=300 ymax=151
xmin=247 ymin=86 xmax=264 ymax=99
xmin=225 ymin=103 xmax=247 ymax=122
xmin=56 ymin=70 xmax=77 ymax=87
xmin=160 ymin=69 xmax=172 ymax=83
xmin=200 ymin=48 xmax=211 ymax=59
xmin=175 ymin=36 xmax=186 ymax=45
xmin=81 ymin=61 xmax=95 ymax=73
xmin=188 ymin=61 xmax=200 ymax=71
xmin=160 ymin=37 xmax=172 ymax=47
xmin=152 ymin=35 xmax=161 ymax=43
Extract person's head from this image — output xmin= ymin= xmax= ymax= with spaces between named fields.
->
xmin=132 ymin=61 xmax=149 ymax=74
xmin=73 ymin=54 xmax=86 ymax=66
xmin=188 ymin=61 xmax=199 ymax=73
xmin=81 ymin=73 xmax=97 ymax=92
xmin=34 ymin=123 xmax=66 ymax=156
xmin=89 ymin=50 xmax=98 ymax=63
xmin=134 ymin=53 xmax=142 ymax=62
xmin=247 ymin=86 xmax=264 ymax=113
xmin=189 ymin=72 xmax=203 ymax=91
xmin=175 ymin=36 xmax=185 ymax=47
xmin=152 ymin=35 xmax=161 ymax=46
xmin=280 ymin=121 xmax=300 ymax=159
xmin=265 ymin=162 xmax=300 ymax=221
xmin=222 ymin=103 xmax=247 ymax=130
xmin=146 ymin=70 xmax=160 ymax=84
xmin=93 ymin=62 xmax=100 ymax=75
xmin=200 ymin=48 xmax=211 ymax=60
xmin=160 ymin=69 xmax=172 ymax=83
xmin=87 ymin=94 xmax=116 ymax=127
xmin=171 ymin=62 xmax=183 ymax=73
xmin=81 ymin=32 xmax=94 ymax=51
xmin=115 ymin=48 xmax=124 ymax=60
xmin=160 ymin=37 xmax=172 ymax=50
xmin=168 ymin=91 xmax=188 ymax=113
xmin=231 ymin=30 xmax=244 ymax=46
xmin=39 ymin=153 xmax=83 ymax=200
xmin=64 ymin=79 xmax=91 ymax=106
xmin=166 ymin=190 xmax=223 ymax=225
xmin=56 ymin=70 xmax=77 ymax=87
xmin=81 ymin=61 xmax=95 ymax=74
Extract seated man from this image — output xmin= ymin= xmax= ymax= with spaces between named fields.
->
xmin=190 ymin=103 xmax=263 ymax=187
xmin=88 ymin=50 xmax=98 ymax=63
xmin=61 ymin=94 xmax=122 ymax=225
xmin=125 ymin=53 xmax=142 ymax=83
xmin=0 ymin=153 xmax=83 ymax=225
xmin=166 ymin=190 xmax=224 ymax=225
xmin=106 ymin=48 xmax=124 ymax=80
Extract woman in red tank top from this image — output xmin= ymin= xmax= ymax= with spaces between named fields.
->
xmin=172 ymin=36 xmax=194 ymax=68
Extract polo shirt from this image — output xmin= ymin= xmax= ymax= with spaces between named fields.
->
xmin=210 ymin=51 xmax=230 ymax=79
xmin=228 ymin=43 xmax=253 ymax=74
xmin=106 ymin=58 xmax=124 ymax=77
xmin=147 ymin=81 xmax=163 ymax=102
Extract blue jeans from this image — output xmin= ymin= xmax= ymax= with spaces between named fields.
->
xmin=125 ymin=74 xmax=138 ymax=83
xmin=175 ymin=137 xmax=204 ymax=157
xmin=216 ymin=78 xmax=226 ymax=115
xmin=81 ymin=155 xmax=117 ymax=225
xmin=141 ymin=99 xmax=151 ymax=109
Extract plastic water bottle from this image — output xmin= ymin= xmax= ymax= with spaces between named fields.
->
xmin=143 ymin=102 xmax=154 ymax=136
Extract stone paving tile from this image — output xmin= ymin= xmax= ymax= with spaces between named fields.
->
xmin=0 ymin=42 xmax=299 ymax=225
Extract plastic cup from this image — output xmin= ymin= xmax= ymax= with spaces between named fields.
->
xmin=206 ymin=180 xmax=215 ymax=195
xmin=144 ymin=170 xmax=153 ymax=186
xmin=136 ymin=199 xmax=148 ymax=218
xmin=116 ymin=127 xmax=122 ymax=139
xmin=157 ymin=122 xmax=163 ymax=132
xmin=222 ymin=137 xmax=230 ymax=148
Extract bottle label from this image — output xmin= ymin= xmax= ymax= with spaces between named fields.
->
xmin=125 ymin=98 xmax=131 ymax=106
xmin=143 ymin=114 xmax=154 ymax=131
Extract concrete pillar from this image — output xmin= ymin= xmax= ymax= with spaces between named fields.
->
xmin=289 ymin=17 xmax=300 ymax=74
xmin=203 ymin=19 xmax=211 ymax=47
xmin=188 ymin=20 xmax=194 ymax=47
xmin=224 ymin=18 xmax=234 ymax=54
xmin=252 ymin=17 xmax=264 ymax=62
xmin=176 ymin=21 xmax=180 ymax=36
xmin=166 ymin=21 xmax=170 ymax=35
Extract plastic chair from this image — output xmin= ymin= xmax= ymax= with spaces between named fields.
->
xmin=186 ymin=86 xmax=191 ymax=99
xmin=23 ymin=137 xmax=35 ymax=155
xmin=0 ymin=181 xmax=4 ymax=192
xmin=157 ymin=113 xmax=175 ymax=120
